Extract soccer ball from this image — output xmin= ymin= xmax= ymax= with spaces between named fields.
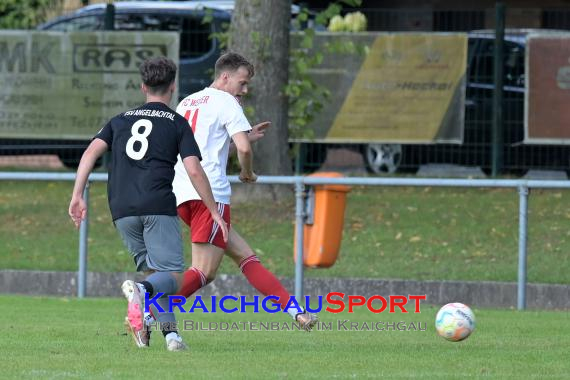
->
xmin=435 ymin=303 xmax=476 ymax=342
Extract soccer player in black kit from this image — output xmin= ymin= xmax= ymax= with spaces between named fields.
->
xmin=69 ymin=57 xmax=227 ymax=351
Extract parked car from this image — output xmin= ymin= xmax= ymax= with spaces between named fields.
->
xmin=39 ymin=1 xmax=232 ymax=98
xmin=0 ymin=1 xmax=231 ymax=167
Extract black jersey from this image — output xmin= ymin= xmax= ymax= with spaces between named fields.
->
xmin=95 ymin=102 xmax=201 ymax=220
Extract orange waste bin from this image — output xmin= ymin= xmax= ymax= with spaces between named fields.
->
xmin=294 ymin=172 xmax=350 ymax=268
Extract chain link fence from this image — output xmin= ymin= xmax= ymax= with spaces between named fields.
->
xmin=299 ymin=7 xmax=570 ymax=175
xmin=3 ymin=6 xmax=570 ymax=174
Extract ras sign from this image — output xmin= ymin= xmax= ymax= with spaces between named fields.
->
xmin=0 ymin=37 xmax=169 ymax=75
xmin=73 ymin=44 xmax=168 ymax=73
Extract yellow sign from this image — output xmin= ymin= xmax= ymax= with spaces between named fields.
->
xmin=0 ymin=31 xmax=179 ymax=139
xmin=292 ymin=33 xmax=467 ymax=143
xmin=326 ymin=34 xmax=467 ymax=143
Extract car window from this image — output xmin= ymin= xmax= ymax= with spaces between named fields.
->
xmin=45 ymin=15 xmax=103 ymax=31
xmin=466 ymin=38 xmax=479 ymax=82
xmin=469 ymin=38 xmax=525 ymax=87
xmin=471 ymin=39 xmax=494 ymax=85
xmin=114 ymin=13 xmax=179 ymax=31
xmin=113 ymin=13 xmax=213 ymax=59
xmin=504 ymin=42 xmax=524 ymax=87
xmin=180 ymin=16 xmax=213 ymax=59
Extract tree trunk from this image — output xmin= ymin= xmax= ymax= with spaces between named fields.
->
xmin=229 ymin=0 xmax=292 ymax=178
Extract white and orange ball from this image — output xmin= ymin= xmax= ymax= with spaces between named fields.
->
xmin=435 ymin=303 xmax=476 ymax=342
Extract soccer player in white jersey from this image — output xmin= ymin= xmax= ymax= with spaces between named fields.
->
xmin=69 ymin=57 xmax=227 ymax=351
xmin=169 ymin=52 xmax=317 ymax=336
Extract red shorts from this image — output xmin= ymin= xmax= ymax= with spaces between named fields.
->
xmin=177 ymin=200 xmax=231 ymax=249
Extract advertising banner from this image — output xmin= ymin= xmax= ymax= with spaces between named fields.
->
xmin=292 ymin=33 xmax=467 ymax=144
xmin=526 ymin=34 xmax=570 ymax=144
xmin=0 ymin=31 xmax=179 ymax=139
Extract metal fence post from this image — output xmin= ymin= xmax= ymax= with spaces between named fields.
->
xmin=78 ymin=181 xmax=90 ymax=298
xmin=492 ymin=2 xmax=505 ymax=176
xmin=294 ymin=179 xmax=306 ymax=301
xmin=104 ymin=3 xmax=115 ymax=30
xmin=517 ymin=185 xmax=529 ymax=310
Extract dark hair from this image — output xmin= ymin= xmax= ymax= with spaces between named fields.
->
xmin=214 ymin=52 xmax=254 ymax=79
xmin=139 ymin=56 xmax=177 ymax=94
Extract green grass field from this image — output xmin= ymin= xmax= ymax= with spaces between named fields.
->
xmin=2 ymin=295 xmax=569 ymax=379
xmin=1 ymin=180 xmax=570 ymax=284
xmin=1 ymin=177 xmax=569 ymax=378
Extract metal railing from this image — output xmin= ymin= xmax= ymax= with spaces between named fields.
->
xmin=2 ymin=171 xmax=570 ymax=309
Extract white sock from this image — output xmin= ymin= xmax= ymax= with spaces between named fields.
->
xmin=165 ymin=332 xmax=182 ymax=342
xmin=289 ymin=306 xmax=305 ymax=320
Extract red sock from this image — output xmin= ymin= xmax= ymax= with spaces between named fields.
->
xmin=178 ymin=267 xmax=207 ymax=298
xmin=239 ymin=255 xmax=291 ymax=311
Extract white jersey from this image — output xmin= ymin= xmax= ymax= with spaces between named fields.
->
xmin=173 ymin=87 xmax=251 ymax=205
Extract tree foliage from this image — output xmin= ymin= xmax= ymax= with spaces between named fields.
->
xmin=286 ymin=0 xmax=363 ymax=139
xmin=204 ymin=0 xmax=364 ymax=141
xmin=0 ymin=0 xmax=61 ymax=29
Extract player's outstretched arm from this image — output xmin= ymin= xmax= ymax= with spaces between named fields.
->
xmin=228 ymin=121 xmax=271 ymax=155
xmin=182 ymin=155 xmax=229 ymax=242
xmin=69 ymin=138 xmax=108 ymax=228
xmin=232 ymin=131 xmax=257 ymax=183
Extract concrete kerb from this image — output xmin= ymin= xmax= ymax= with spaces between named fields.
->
xmin=1 ymin=270 xmax=568 ymax=310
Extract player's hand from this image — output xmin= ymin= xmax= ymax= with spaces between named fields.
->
xmin=69 ymin=197 xmax=87 ymax=229
xmin=239 ymin=170 xmax=258 ymax=183
xmin=248 ymin=121 xmax=271 ymax=143
xmin=212 ymin=213 xmax=229 ymax=242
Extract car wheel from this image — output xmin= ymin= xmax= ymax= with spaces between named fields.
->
xmin=362 ymin=143 xmax=402 ymax=174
